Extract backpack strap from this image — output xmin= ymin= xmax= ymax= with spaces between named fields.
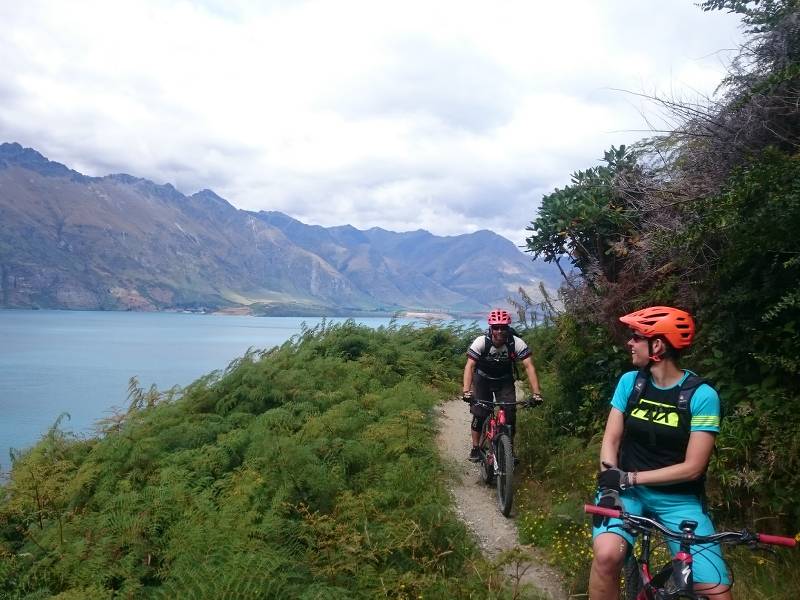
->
xmin=481 ymin=329 xmax=492 ymax=359
xmin=507 ymin=330 xmax=519 ymax=380
xmin=625 ymin=369 xmax=708 ymax=414
xmin=677 ymin=374 xmax=707 ymax=412
xmin=507 ymin=327 xmax=518 ymax=360
xmin=625 ymin=368 xmax=650 ymax=414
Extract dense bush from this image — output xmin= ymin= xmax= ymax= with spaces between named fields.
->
xmin=512 ymin=3 xmax=800 ymax=595
xmin=521 ymin=1 xmax=800 ymax=533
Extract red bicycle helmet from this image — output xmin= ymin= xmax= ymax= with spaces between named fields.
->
xmin=488 ymin=309 xmax=512 ymax=326
xmin=619 ymin=306 xmax=695 ymax=349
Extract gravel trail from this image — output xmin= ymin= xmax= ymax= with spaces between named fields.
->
xmin=437 ymin=398 xmax=569 ymax=600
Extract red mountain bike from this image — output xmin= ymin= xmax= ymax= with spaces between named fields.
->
xmin=475 ymin=394 xmax=537 ymax=517
xmin=584 ymin=504 xmax=797 ymax=599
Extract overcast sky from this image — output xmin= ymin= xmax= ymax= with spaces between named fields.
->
xmin=0 ymin=1 xmax=744 ymax=245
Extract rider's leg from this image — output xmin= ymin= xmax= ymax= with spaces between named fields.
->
xmin=642 ymin=486 xmax=732 ymax=598
xmin=589 ymin=532 xmax=629 ymax=600
xmin=468 ymin=376 xmax=491 ymax=460
xmin=468 ymin=413 xmax=486 ymax=461
xmin=590 ymin=487 xmax=642 ymax=599
xmin=470 ymin=414 xmax=485 ymax=447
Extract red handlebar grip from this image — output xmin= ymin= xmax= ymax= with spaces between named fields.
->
xmin=757 ymin=533 xmax=797 ymax=547
xmin=583 ymin=504 xmax=620 ymax=519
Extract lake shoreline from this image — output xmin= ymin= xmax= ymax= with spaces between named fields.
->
xmin=1 ymin=305 xmax=481 ymax=321
xmin=2 ymin=311 xmax=447 ymax=475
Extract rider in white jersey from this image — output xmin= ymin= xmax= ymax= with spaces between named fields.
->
xmin=462 ymin=309 xmax=543 ymax=462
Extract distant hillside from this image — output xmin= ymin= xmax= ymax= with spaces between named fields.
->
xmin=0 ymin=142 xmax=558 ymax=315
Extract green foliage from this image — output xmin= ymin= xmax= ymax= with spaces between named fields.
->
xmin=517 ymin=315 xmax=627 ymax=436
xmin=516 ymin=4 xmax=800 ymax=590
xmin=690 ymin=150 xmax=800 ymax=377
xmin=525 ymin=145 xmax=641 ymax=282
xmin=515 ymin=147 xmax=800 ymax=594
xmin=665 ymin=149 xmax=800 ymax=526
xmin=0 ymin=320 xmax=524 ymax=599
xmin=514 ymin=416 xmax=598 ymax=594
xmin=700 ymin=0 xmax=799 ymax=32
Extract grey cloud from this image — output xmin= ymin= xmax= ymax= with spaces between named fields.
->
xmin=332 ymin=34 xmax=517 ymax=134
xmin=0 ymin=1 xmax=745 ymax=248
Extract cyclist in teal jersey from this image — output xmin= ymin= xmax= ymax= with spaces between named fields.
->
xmin=589 ymin=306 xmax=731 ymax=600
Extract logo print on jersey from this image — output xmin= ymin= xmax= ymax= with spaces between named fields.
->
xmin=630 ymin=398 xmax=679 ymax=427
xmin=487 ymin=346 xmax=508 ymax=361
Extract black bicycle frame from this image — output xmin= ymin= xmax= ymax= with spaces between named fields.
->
xmin=630 ymin=520 xmax=699 ymax=599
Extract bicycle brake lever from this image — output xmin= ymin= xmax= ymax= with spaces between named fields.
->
xmin=753 ymin=544 xmax=780 ymax=557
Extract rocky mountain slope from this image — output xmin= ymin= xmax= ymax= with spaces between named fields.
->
xmin=0 ymin=142 xmax=557 ymax=315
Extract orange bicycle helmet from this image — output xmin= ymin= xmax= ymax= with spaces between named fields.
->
xmin=488 ymin=309 xmax=512 ymax=326
xmin=619 ymin=306 xmax=695 ymax=349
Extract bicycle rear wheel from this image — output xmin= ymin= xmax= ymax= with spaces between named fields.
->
xmin=478 ymin=419 xmax=494 ymax=485
xmin=495 ymin=433 xmax=514 ymax=516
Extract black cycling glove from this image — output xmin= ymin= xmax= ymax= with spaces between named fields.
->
xmin=598 ymin=462 xmax=633 ymax=492
xmin=462 ymin=390 xmax=473 ymax=404
xmin=593 ymin=489 xmax=624 ymax=528
xmin=526 ymin=393 xmax=543 ymax=407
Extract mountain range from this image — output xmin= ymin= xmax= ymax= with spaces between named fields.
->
xmin=0 ymin=142 xmax=558 ymax=316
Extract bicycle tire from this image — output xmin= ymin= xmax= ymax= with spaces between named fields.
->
xmin=478 ymin=419 xmax=494 ymax=485
xmin=623 ymin=555 xmax=644 ymax=600
xmin=495 ymin=433 xmax=514 ymax=516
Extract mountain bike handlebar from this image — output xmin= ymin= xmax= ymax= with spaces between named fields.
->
xmin=584 ymin=504 xmax=797 ymax=548
xmin=472 ymin=399 xmax=538 ymax=409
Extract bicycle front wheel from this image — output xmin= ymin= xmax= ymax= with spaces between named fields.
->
xmin=623 ymin=554 xmax=644 ymax=600
xmin=495 ymin=433 xmax=514 ymax=516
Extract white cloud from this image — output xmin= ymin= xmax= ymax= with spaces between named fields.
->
xmin=0 ymin=0 xmax=744 ymax=246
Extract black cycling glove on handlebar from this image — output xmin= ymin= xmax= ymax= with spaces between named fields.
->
xmin=593 ymin=489 xmax=624 ymax=527
xmin=594 ymin=462 xmax=632 ymax=527
xmin=525 ymin=393 xmax=543 ymax=408
xmin=462 ymin=390 xmax=473 ymax=404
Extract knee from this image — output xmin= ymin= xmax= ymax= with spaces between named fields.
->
xmin=592 ymin=537 xmax=626 ymax=577
xmin=695 ymin=583 xmax=731 ymax=599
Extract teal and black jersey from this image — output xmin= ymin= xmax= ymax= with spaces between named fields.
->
xmin=611 ymin=370 xmax=721 ymax=495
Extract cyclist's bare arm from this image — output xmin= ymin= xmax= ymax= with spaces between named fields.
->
xmin=599 ymin=408 xmax=624 ymax=471
xmin=635 ymin=431 xmax=716 ymax=486
xmin=463 ymin=356 xmax=477 ymax=394
xmin=520 ymin=356 xmax=542 ymax=395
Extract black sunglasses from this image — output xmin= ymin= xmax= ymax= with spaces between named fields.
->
xmin=490 ymin=325 xmax=509 ymax=331
xmin=629 ymin=331 xmax=649 ymax=341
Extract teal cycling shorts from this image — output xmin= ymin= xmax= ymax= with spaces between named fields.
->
xmin=592 ymin=486 xmax=731 ymax=585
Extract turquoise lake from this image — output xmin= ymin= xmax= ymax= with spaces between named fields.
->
xmin=0 ymin=309 xmax=420 ymax=475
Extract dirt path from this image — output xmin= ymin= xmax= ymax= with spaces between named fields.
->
xmin=437 ymin=398 xmax=569 ymax=600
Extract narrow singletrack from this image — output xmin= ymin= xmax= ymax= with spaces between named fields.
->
xmin=437 ymin=397 xmax=569 ymax=600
